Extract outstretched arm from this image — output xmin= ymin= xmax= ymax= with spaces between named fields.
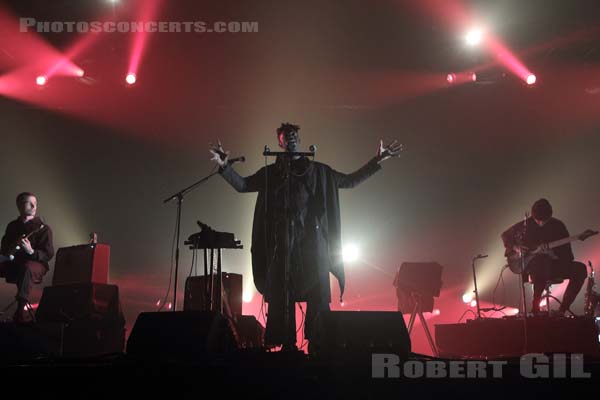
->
xmin=333 ymin=139 xmax=403 ymax=189
xmin=209 ymin=140 xmax=263 ymax=193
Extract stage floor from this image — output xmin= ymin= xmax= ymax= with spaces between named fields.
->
xmin=1 ymin=350 xmax=598 ymax=399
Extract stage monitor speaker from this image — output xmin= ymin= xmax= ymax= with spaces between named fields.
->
xmin=184 ymin=273 xmax=243 ymax=316
xmin=36 ymin=283 xmax=125 ymax=324
xmin=35 ymin=283 xmax=125 ymax=356
xmin=394 ymin=262 xmax=443 ymax=313
xmin=313 ymin=311 xmax=411 ymax=363
xmin=235 ymin=315 xmax=265 ymax=349
xmin=394 ymin=262 xmax=443 ymax=297
xmin=52 ymin=244 xmax=110 ymax=286
xmin=126 ymin=311 xmax=239 ymax=360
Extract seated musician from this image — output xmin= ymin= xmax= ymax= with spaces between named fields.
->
xmin=0 ymin=193 xmax=54 ymax=322
xmin=501 ymin=198 xmax=586 ymax=315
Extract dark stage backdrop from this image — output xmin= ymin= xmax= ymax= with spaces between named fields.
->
xmin=1 ymin=0 xmax=599 ymax=354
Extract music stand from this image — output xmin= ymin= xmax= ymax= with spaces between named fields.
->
xmin=393 ymin=262 xmax=443 ymax=357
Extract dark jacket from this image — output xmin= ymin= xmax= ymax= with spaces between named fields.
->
xmin=501 ymin=217 xmax=574 ymax=263
xmin=0 ymin=216 xmax=54 ymax=269
xmin=220 ymin=156 xmax=381 ymax=303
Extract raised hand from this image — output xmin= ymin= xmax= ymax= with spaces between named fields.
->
xmin=376 ymin=139 xmax=403 ymax=163
xmin=209 ymin=139 xmax=230 ymax=167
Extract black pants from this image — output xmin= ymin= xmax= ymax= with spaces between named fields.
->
xmin=0 ymin=260 xmax=47 ymax=302
xmin=527 ymin=255 xmax=587 ymax=313
xmin=265 ymin=290 xmax=330 ymax=347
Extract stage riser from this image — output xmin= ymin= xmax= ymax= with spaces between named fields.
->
xmin=436 ymin=317 xmax=600 ymax=358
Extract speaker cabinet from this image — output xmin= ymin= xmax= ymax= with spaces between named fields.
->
xmin=52 ymin=244 xmax=110 ymax=285
xmin=36 ymin=283 xmax=124 ymax=324
xmin=184 ymin=273 xmax=243 ymax=317
xmin=235 ymin=315 xmax=265 ymax=349
xmin=35 ymin=283 xmax=125 ymax=356
xmin=126 ymin=311 xmax=239 ymax=360
xmin=313 ymin=311 xmax=411 ymax=362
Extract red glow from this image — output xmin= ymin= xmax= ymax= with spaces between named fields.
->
xmin=126 ymin=73 xmax=137 ymax=85
xmin=486 ymin=36 xmax=535 ymax=84
xmin=23 ymin=303 xmax=39 ymax=311
xmin=462 ymin=293 xmax=473 ymax=303
xmin=44 ymin=11 xmax=118 ymax=80
xmin=128 ymin=0 xmax=162 ymax=78
xmin=446 ymin=72 xmax=477 ymax=86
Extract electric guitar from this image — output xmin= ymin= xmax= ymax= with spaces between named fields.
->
xmin=507 ymin=229 xmax=598 ymax=274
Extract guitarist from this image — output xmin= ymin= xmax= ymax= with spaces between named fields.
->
xmin=0 ymin=192 xmax=54 ymax=322
xmin=501 ymin=198 xmax=587 ymax=315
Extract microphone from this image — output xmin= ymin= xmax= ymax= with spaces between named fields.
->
xmin=474 ymin=254 xmax=488 ymax=260
xmin=228 ymin=156 xmax=245 ymax=164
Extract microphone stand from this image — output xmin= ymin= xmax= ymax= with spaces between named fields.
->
xmin=519 ymin=212 xmax=529 ymax=353
xmin=262 ymin=147 xmax=315 ymax=347
xmin=471 ymin=255 xmax=486 ymax=319
xmin=163 ymin=169 xmax=221 ymax=311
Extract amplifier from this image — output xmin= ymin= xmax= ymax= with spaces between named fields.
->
xmin=52 ymin=244 xmax=110 ymax=285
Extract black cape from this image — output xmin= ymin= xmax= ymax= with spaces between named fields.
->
xmin=220 ymin=157 xmax=381 ymax=304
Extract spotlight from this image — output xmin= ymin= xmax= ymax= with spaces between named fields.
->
xmin=243 ymin=291 xmax=253 ymax=303
xmin=470 ymin=300 xmax=477 ymax=308
xmin=432 ymin=309 xmax=441 ymax=316
xmin=167 ymin=302 xmax=172 ymax=310
xmin=125 ymin=73 xmax=137 ymax=85
xmin=470 ymin=72 xmax=477 ymax=82
xmin=446 ymin=73 xmax=456 ymax=84
xmin=155 ymin=299 xmax=161 ymax=307
xmin=462 ymin=293 xmax=473 ymax=304
xmin=342 ymin=243 xmax=360 ymax=263
xmin=36 ymin=75 xmax=47 ymax=86
xmin=76 ymin=68 xmax=85 ymax=77
xmin=526 ymin=74 xmax=536 ymax=85
xmin=465 ymin=28 xmax=483 ymax=46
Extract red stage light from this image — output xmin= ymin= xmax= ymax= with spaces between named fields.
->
xmin=125 ymin=73 xmax=137 ymax=85
xmin=526 ymin=74 xmax=536 ymax=85
xmin=447 ymin=73 xmax=456 ymax=84
xmin=36 ymin=75 xmax=47 ymax=86
xmin=470 ymin=300 xmax=477 ymax=308
xmin=471 ymin=72 xmax=477 ymax=82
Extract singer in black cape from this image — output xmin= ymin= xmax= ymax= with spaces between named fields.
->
xmin=211 ymin=123 xmax=402 ymax=349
